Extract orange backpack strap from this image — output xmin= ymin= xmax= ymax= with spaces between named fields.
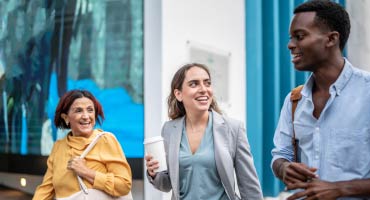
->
xmin=290 ymin=85 xmax=303 ymax=162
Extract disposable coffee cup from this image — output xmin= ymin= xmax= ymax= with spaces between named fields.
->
xmin=143 ymin=136 xmax=167 ymax=173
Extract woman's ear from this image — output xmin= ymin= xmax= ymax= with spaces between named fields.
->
xmin=61 ymin=113 xmax=69 ymax=125
xmin=174 ymin=89 xmax=182 ymax=102
xmin=326 ymin=31 xmax=340 ymax=48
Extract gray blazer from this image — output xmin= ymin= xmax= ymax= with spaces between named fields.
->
xmin=147 ymin=111 xmax=263 ymax=200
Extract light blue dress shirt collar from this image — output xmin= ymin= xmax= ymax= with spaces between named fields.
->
xmin=301 ymin=57 xmax=353 ymax=99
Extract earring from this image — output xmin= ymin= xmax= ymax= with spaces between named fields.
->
xmin=66 ymin=121 xmax=69 ymax=126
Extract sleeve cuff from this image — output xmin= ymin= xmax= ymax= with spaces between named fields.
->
xmin=93 ymin=171 xmax=106 ymax=190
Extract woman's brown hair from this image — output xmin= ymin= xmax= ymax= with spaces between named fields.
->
xmin=54 ymin=89 xmax=105 ymax=129
xmin=167 ymin=63 xmax=221 ymax=119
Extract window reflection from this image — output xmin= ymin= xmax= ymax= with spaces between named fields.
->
xmin=0 ymin=0 xmax=144 ymax=157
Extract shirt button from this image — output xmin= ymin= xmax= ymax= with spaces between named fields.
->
xmin=315 ymin=127 xmax=320 ymax=133
xmin=315 ymin=155 xmax=319 ymax=159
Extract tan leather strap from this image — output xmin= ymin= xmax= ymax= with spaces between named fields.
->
xmin=290 ymin=85 xmax=303 ymax=162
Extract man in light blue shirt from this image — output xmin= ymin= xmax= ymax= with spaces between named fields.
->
xmin=271 ymin=1 xmax=370 ymax=199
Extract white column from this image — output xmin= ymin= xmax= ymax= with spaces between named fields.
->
xmin=346 ymin=0 xmax=370 ymax=71
xmin=144 ymin=0 xmax=164 ymax=199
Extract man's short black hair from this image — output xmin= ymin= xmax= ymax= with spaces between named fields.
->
xmin=294 ymin=0 xmax=350 ymax=51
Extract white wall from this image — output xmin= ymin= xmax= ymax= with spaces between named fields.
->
xmin=161 ymin=0 xmax=246 ymax=123
xmin=346 ymin=0 xmax=370 ymax=71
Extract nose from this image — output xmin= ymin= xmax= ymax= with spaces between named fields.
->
xmin=81 ymin=111 xmax=89 ymax=118
xmin=287 ymin=38 xmax=296 ymax=51
xmin=199 ymin=83 xmax=207 ymax=92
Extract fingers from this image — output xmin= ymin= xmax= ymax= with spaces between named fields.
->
xmin=287 ymin=189 xmax=308 ymax=200
xmin=283 ymin=163 xmax=307 ymax=183
xmin=144 ymin=155 xmax=153 ymax=162
xmin=284 ymin=175 xmax=302 ymax=185
xmin=67 ymin=157 xmax=76 ymax=169
xmin=67 ymin=159 xmax=72 ymax=169
xmin=145 ymin=155 xmax=159 ymax=177
xmin=287 ymin=181 xmax=309 ymax=191
xmin=284 ymin=163 xmax=318 ymax=184
xmin=147 ymin=160 xmax=159 ymax=172
xmin=294 ymin=163 xmax=318 ymax=178
xmin=67 ymin=157 xmax=85 ymax=170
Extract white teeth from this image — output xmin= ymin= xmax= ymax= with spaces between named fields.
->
xmin=292 ymin=53 xmax=302 ymax=58
xmin=196 ymin=97 xmax=208 ymax=101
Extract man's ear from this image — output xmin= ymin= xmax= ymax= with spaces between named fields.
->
xmin=326 ymin=31 xmax=340 ymax=48
xmin=174 ymin=89 xmax=182 ymax=102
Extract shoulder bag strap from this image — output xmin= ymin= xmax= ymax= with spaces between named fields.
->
xmin=77 ymin=132 xmax=106 ymax=194
xmin=290 ymin=85 xmax=303 ymax=163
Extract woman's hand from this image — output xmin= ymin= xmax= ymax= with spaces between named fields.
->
xmin=67 ymin=157 xmax=95 ymax=184
xmin=145 ymin=155 xmax=159 ymax=178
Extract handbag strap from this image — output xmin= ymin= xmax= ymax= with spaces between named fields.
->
xmin=290 ymin=85 xmax=303 ymax=163
xmin=77 ymin=132 xmax=106 ymax=194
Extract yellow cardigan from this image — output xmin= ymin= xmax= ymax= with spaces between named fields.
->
xmin=33 ymin=129 xmax=132 ymax=199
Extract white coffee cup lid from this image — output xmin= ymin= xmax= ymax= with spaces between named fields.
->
xmin=143 ymin=136 xmax=164 ymax=144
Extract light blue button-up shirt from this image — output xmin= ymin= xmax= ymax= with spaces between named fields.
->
xmin=272 ymin=59 xmax=370 ymax=199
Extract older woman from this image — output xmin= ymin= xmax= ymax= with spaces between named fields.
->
xmin=33 ymin=89 xmax=132 ymax=199
xmin=145 ymin=63 xmax=263 ymax=200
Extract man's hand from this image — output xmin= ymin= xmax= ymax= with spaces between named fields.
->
xmin=287 ymin=179 xmax=341 ymax=200
xmin=282 ymin=162 xmax=318 ymax=185
xmin=273 ymin=158 xmax=317 ymax=185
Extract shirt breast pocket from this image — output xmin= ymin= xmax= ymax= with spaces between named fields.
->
xmin=330 ymin=128 xmax=370 ymax=176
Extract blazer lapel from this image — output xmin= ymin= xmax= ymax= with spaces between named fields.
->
xmin=213 ymin=111 xmax=235 ymax=199
xmin=168 ymin=117 xmax=184 ymax=199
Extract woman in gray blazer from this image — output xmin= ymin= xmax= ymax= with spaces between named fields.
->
xmin=145 ymin=63 xmax=263 ymax=200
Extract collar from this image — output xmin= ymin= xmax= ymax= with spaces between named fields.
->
xmin=302 ymin=58 xmax=353 ymax=97
xmin=66 ymin=129 xmax=102 ymax=150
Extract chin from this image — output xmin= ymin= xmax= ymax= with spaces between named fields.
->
xmin=198 ymin=106 xmax=211 ymax=112
xmin=294 ymin=64 xmax=307 ymax=71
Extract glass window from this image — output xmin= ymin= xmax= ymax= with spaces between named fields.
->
xmin=0 ymin=0 xmax=144 ymax=157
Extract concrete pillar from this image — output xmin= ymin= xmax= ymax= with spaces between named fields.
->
xmin=346 ymin=0 xmax=370 ymax=71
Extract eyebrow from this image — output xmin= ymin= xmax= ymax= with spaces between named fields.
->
xmin=70 ymin=105 xmax=94 ymax=110
xmin=186 ymin=78 xmax=210 ymax=83
xmin=291 ymin=29 xmax=306 ymax=34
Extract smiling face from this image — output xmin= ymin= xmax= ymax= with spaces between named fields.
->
xmin=288 ymin=12 xmax=330 ymax=72
xmin=174 ymin=66 xmax=213 ymax=115
xmin=61 ymin=97 xmax=96 ymax=137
